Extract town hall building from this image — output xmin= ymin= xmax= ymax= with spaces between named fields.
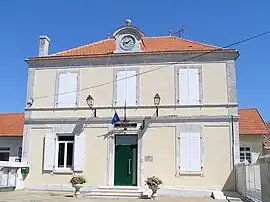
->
xmin=22 ymin=19 xmax=240 ymax=197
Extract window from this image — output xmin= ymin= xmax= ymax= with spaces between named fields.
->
xmin=115 ymin=69 xmax=138 ymax=106
xmin=240 ymin=146 xmax=251 ymax=163
xmin=177 ymin=67 xmax=201 ymax=105
xmin=43 ymin=133 xmax=84 ymax=172
xmin=0 ymin=148 xmax=10 ymax=161
xmin=56 ymin=135 xmax=74 ymax=169
xmin=178 ymin=125 xmax=203 ymax=174
xmin=56 ymin=72 xmax=78 ymax=108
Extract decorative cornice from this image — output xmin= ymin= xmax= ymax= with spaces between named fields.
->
xmin=24 ymin=115 xmax=239 ymax=125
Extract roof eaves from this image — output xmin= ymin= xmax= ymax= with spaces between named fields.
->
xmin=26 ymin=49 xmax=239 ymax=62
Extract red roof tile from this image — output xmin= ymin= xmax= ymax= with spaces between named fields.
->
xmin=51 ymin=36 xmax=218 ymax=56
xmin=52 ymin=36 xmax=220 ymax=57
xmin=0 ymin=113 xmax=24 ymax=137
xmin=239 ymin=108 xmax=269 ymax=135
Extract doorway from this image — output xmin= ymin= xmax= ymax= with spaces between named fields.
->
xmin=114 ymin=135 xmax=137 ymax=186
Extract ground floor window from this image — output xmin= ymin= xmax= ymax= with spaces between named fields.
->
xmin=0 ymin=148 xmax=10 ymax=161
xmin=56 ymin=135 xmax=74 ymax=169
xmin=240 ymin=146 xmax=251 ymax=163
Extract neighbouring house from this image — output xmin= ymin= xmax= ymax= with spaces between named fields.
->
xmin=263 ymin=122 xmax=270 ymax=154
xmin=238 ymin=108 xmax=270 ymax=163
xmin=0 ymin=113 xmax=24 ymax=162
xmin=22 ymin=20 xmax=240 ymax=196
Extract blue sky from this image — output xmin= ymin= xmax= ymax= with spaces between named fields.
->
xmin=0 ymin=1 xmax=269 ymax=120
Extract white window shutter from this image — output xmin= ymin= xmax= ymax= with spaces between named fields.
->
xmin=189 ymin=130 xmax=202 ymax=172
xmin=58 ymin=72 xmax=78 ymax=107
xmin=178 ymin=69 xmax=189 ymax=104
xmin=116 ymin=71 xmax=126 ymax=106
xmin=74 ymin=133 xmax=84 ymax=171
xmin=126 ymin=71 xmax=137 ymax=106
xmin=180 ymin=131 xmax=190 ymax=172
xmin=188 ymin=68 xmax=200 ymax=104
xmin=43 ymin=133 xmax=56 ymax=171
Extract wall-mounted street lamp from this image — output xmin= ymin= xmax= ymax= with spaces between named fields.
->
xmin=154 ymin=93 xmax=161 ymax=117
xmin=86 ymin=95 xmax=97 ymax=117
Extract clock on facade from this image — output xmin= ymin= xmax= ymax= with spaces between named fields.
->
xmin=120 ymin=35 xmax=135 ymax=51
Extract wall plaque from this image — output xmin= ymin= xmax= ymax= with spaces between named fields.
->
xmin=145 ymin=156 xmax=153 ymax=162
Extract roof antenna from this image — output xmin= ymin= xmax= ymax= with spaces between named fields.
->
xmin=172 ymin=25 xmax=186 ymax=38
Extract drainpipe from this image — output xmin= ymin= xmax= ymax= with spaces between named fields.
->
xmin=231 ymin=115 xmax=235 ymax=166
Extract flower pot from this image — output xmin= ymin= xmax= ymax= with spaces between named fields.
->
xmin=72 ymin=184 xmax=84 ymax=198
xmin=148 ymin=185 xmax=160 ymax=199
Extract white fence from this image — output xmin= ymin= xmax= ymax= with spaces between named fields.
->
xmin=236 ymin=163 xmax=261 ymax=201
xmin=236 ymin=155 xmax=270 ymax=202
xmin=0 ymin=161 xmax=29 ymax=190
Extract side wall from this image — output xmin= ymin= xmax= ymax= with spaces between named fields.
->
xmin=240 ymin=135 xmax=264 ymax=163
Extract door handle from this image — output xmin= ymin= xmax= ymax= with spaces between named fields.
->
xmin=128 ymin=159 xmax=131 ymax=174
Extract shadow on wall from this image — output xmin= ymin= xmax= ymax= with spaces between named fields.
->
xmin=222 ymin=167 xmax=236 ymax=191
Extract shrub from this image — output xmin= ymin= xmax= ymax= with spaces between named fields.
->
xmin=70 ymin=174 xmax=86 ymax=185
xmin=145 ymin=176 xmax=163 ymax=187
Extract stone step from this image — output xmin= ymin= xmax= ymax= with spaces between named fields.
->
xmin=86 ymin=186 xmax=143 ymax=198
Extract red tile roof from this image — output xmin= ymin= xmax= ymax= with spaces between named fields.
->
xmin=52 ymin=36 xmax=220 ymax=57
xmin=239 ymin=108 xmax=269 ymax=135
xmin=0 ymin=113 xmax=24 ymax=137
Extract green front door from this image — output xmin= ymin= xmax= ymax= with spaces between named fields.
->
xmin=114 ymin=135 xmax=137 ymax=186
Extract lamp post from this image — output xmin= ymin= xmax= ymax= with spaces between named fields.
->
xmin=154 ymin=93 xmax=161 ymax=117
xmin=86 ymin=95 xmax=97 ymax=117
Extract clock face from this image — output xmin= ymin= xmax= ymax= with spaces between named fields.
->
xmin=120 ymin=35 xmax=135 ymax=51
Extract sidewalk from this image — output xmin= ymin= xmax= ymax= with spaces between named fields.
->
xmin=0 ymin=190 xmax=229 ymax=202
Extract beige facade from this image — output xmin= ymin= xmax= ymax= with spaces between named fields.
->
xmin=22 ymin=22 xmax=240 ymax=194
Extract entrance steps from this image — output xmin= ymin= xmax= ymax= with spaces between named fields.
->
xmin=86 ymin=186 xmax=143 ymax=198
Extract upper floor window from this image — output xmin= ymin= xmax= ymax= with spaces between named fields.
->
xmin=56 ymin=71 xmax=79 ymax=108
xmin=240 ymin=146 xmax=251 ymax=163
xmin=115 ymin=69 xmax=139 ymax=106
xmin=176 ymin=66 xmax=202 ymax=105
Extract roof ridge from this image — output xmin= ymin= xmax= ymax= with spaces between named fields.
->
xmin=50 ymin=38 xmax=113 ymax=56
xmin=0 ymin=112 xmax=24 ymax=115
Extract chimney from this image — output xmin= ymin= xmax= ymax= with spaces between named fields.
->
xmin=39 ymin=35 xmax=50 ymax=56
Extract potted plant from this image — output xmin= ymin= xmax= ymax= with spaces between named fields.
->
xmin=145 ymin=176 xmax=163 ymax=199
xmin=70 ymin=174 xmax=86 ymax=198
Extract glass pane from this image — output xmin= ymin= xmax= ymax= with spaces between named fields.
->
xmin=240 ymin=153 xmax=245 ymax=157
xmin=66 ymin=143 xmax=74 ymax=167
xmin=245 ymin=147 xmax=251 ymax=151
xmin=240 ymin=147 xmax=244 ymax=151
xmin=115 ymin=135 xmax=137 ymax=145
xmin=240 ymin=157 xmax=245 ymax=162
xmin=0 ymin=152 xmax=9 ymax=161
xmin=58 ymin=143 xmax=65 ymax=167
xmin=59 ymin=136 xmax=74 ymax=141
xmin=246 ymin=153 xmax=251 ymax=157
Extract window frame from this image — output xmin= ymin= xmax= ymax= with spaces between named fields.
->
xmin=55 ymin=134 xmax=74 ymax=172
xmin=113 ymin=67 xmax=140 ymax=106
xmin=174 ymin=65 xmax=203 ymax=105
xmin=240 ymin=143 xmax=252 ymax=163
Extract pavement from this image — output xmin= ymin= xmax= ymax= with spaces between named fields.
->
xmin=0 ymin=190 xmax=231 ymax=202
